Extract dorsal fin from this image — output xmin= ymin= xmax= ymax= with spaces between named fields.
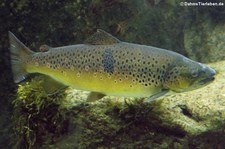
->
xmin=84 ymin=29 xmax=120 ymax=45
xmin=39 ymin=44 xmax=52 ymax=52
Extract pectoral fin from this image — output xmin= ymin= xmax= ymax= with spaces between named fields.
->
xmin=87 ymin=92 xmax=106 ymax=102
xmin=145 ymin=89 xmax=169 ymax=102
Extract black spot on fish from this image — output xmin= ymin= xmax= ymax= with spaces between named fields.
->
xmin=102 ymin=48 xmax=116 ymax=74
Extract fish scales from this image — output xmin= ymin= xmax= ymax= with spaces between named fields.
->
xmin=27 ymin=43 xmax=174 ymax=97
xmin=9 ymin=29 xmax=216 ymax=101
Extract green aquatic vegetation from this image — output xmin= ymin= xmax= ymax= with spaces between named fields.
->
xmin=72 ymin=100 xmax=124 ymax=148
xmin=12 ymin=77 xmax=69 ymax=149
xmin=12 ymin=89 xmax=187 ymax=149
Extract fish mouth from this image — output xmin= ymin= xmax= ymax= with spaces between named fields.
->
xmin=199 ymin=77 xmax=215 ymax=85
xmin=199 ymin=68 xmax=216 ymax=85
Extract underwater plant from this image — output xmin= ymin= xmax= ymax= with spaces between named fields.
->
xmin=12 ymin=77 xmax=69 ymax=148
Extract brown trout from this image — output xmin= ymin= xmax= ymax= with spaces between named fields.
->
xmin=9 ymin=29 xmax=215 ymax=101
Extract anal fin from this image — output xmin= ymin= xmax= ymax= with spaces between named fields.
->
xmin=40 ymin=75 xmax=68 ymax=95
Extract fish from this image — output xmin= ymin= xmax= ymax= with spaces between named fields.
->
xmin=9 ymin=29 xmax=216 ymax=102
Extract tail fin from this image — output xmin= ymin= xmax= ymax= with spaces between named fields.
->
xmin=8 ymin=31 xmax=34 ymax=83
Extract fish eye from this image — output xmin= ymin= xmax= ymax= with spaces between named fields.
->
xmin=191 ymin=70 xmax=199 ymax=77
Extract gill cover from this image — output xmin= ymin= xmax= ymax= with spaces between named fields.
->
xmin=164 ymin=57 xmax=215 ymax=92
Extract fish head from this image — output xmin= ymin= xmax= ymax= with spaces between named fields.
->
xmin=164 ymin=57 xmax=216 ymax=92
